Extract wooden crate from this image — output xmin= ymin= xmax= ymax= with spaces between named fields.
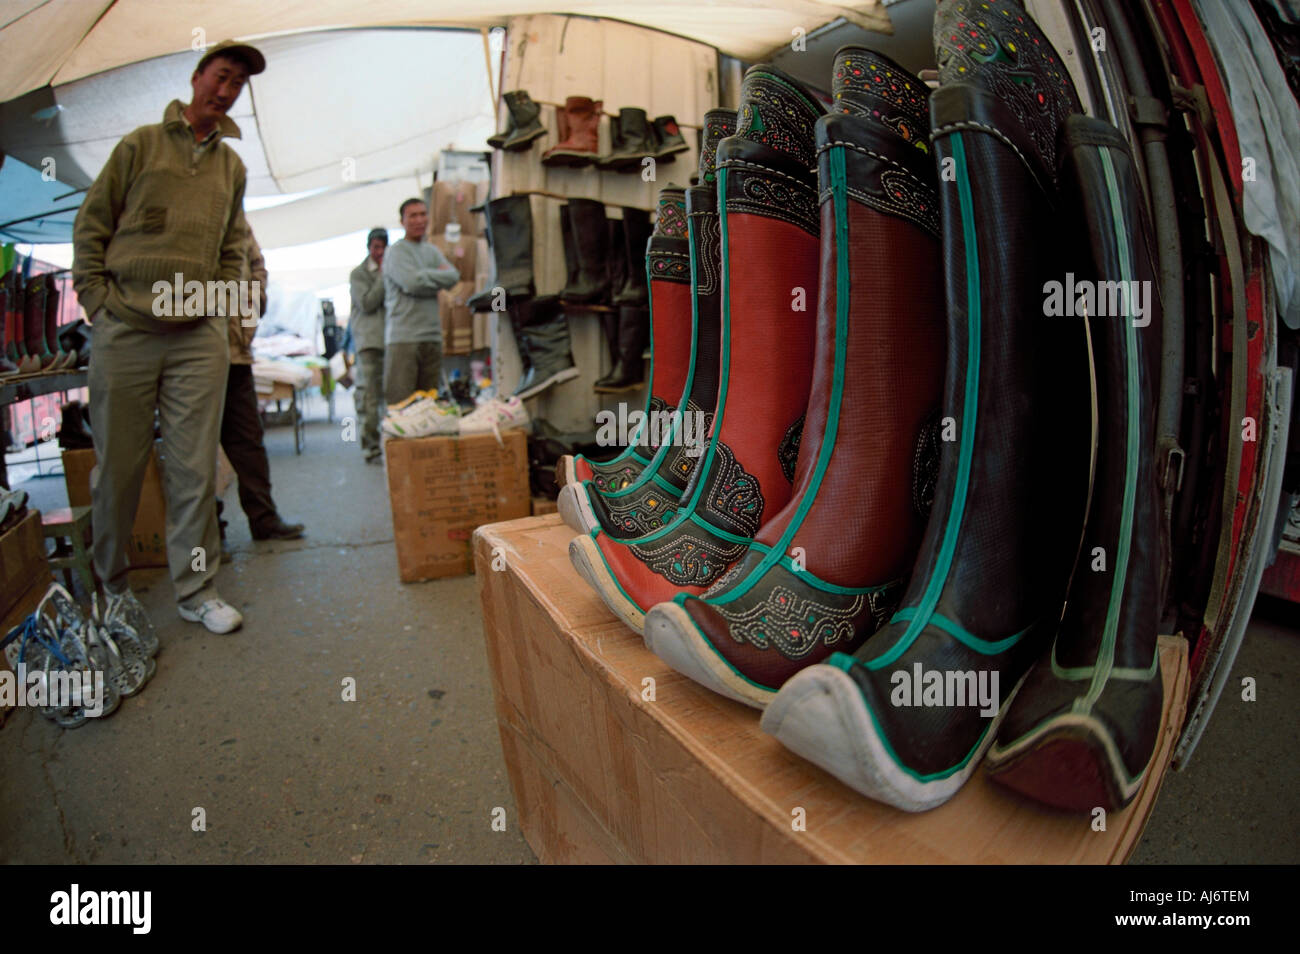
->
xmin=474 ymin=514 xmax=1189 ymax=864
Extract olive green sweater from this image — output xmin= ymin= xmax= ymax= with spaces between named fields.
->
xmin=73 ymin=100 xmax=249 ymax=333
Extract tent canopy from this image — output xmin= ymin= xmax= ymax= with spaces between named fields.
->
xmin=0 ymin=27 xmax=494 ymax=243
xmin=0 ymin=1 xmax=890 ymax=103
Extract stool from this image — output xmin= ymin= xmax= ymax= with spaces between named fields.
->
xmin=41 ymin=505 xmax=95 ymax=597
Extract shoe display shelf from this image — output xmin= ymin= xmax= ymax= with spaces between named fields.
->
xmin=474 ymin=514 xmax=1190 ymax=864
xmin=0 ymin=368 xmax=88 ymax=488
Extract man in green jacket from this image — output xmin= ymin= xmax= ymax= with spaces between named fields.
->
xmin=348 ymin=228 xmax=388 ymax=462
xmin=71 ymin=39 xmax=266 ymax=635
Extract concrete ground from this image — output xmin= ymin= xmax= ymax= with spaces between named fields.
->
xmin=1 ymin=389 xmax=1296 ymax=864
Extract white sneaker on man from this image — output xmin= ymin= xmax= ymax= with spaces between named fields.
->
xmin=178 ymin=596 xmax=244 ymax=634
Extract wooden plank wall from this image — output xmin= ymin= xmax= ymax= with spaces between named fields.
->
xmin=490 ymin=14 xmax=719 ymax=434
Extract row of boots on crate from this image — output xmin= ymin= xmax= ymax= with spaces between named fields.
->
xmin=490 ymin=90 xmax=689 ymax=172
xmin=468 ymin=193 xmax=658 ymax=400
xmin=555 ymin=0 xmax=1167 ymax=818
xmin=1 ymin=265 xmax=82 ymax=378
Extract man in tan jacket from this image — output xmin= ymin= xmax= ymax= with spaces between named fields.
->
xmin=219 ymin=231 xmax=304 ymax=541
xmin=72 ymin=39 xmax=265 ymax=635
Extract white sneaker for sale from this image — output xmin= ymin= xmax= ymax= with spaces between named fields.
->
xmin=382 ymin=397 xmax=461 ymax=438
xmin=178 ymin=597 xmax=244 ymax=634
xmin=459 ymin=396 xmax=530 ymax=436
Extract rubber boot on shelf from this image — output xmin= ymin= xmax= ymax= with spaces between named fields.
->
xmin=761 ymin=0 xmax=1092 ymax=813
xmin=467 ymin=195 xmax=536 ymax=312
xmin=43 ymin=276 xmax=74 ymax=369
xmin=492 ymin=90 xmax=547 ymax=152
xmin=652 ymin=116 xmax=689 ymax=160
xmin=559 ymin=198 xmax=610 ymax=304
xmin=11 ymin=271 xmax=40 ymax=374
xmin=592 ymin=306 xmax=648 ymax=395
xmin=611 ymin=207 xmax=652 ymax=307
xmin=568 ymin=66 xmax=826 ymax=634
xmin=598 ymin=107 xmax=655 ymax=172
xmin=0 ymin=284 xmax=18 ymax=378
xmin=643 ymin=47 xmax=944 ymax=709
xmin=512 ymin=296 xmax=580 ymax=401
xmin=984 ymin=115 xmax=1165 ymax=813
xmin=541 ymin=97 xmax=602 ymax=168
xmin=592 ymin=215 xmax=625 ymax=388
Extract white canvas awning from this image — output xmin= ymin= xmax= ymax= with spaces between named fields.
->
xmin=0 ymin=1 xmax=890 ymax=104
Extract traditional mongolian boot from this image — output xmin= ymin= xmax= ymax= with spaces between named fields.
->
xmin=468 ymin=195 xmax=536 ymax=312
xmin=558 ymin=186 xmax=693 ymax=494
xmin=569 ymin=67 xmax=825 ymax=634
xmin=557 ymin=112 xmax=729 ymax=515
xmin=985 ymin=115 xmax=1164 ymax=812
xmin=492 ymin=90 xmax=547 ymax=152
xmin=597 ymin=107 xmax=655 ymax=172
xmin=644 ymin=48 xmax=943 ymax=709
xmin=592 ymin=216 xmax=625 ymax=388
xmin=542 ymin=96 xmax=602 ymax=167
xmin=559 ymin=198 xmax=610 ymax=304
xmin=762 ymin=0 xmax=1091 ymax=811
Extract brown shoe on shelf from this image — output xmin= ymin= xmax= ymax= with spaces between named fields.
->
xmin=541 ymin=96 xmax=602 ymax=168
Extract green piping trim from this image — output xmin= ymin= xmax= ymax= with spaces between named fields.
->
xmin=609 ymin=171 xmax=734 ymax=547
xmin=688 ymin=514 xmax=756 ymax=545
xmin=594 ymin=255 xmax=697 ymax=499
xmin=1050 ymin=650 xmax=1159 ymax=682
xmin=880 ymin=608 xmax=1030 ymax=658
xmin=871 ymin=132 xmax=981 ymax=665
xmin=1077 ymin=147 xmax=1140 ymax=715
xmin=709 ymin=143 xmax=848 ymax=607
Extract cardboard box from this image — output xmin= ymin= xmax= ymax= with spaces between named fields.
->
xmin=531 ymin=497 xmax=558 ymax=516
xmin=0 ymin=510 xmax=47 ymax=622
xmin=473 ymin=515 xmax=1190 ymax=864
xmin=385 ymin=430 xmax=530 ymax=582
xmin=432 ymin=180 xmax=490 ymax=239
xmin=62 ymin=447 xmax=168 ymax=569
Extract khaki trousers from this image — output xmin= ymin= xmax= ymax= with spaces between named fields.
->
xmin=355 ymin=347 xmax=384 ymax=454
xmin=88 ymin=310 xmax=228 ymax=606
xmin=384 ymin=340 xmax=442 ymax=405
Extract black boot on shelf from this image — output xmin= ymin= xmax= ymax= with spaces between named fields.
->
xmin=468 ymin=195 xmax=536 ymax=313
xmin=513 ymin=296 xmax=580 ymax=401
xmin=592 ymin=305 xmax=648 ymax=393
xmin=559 ymin=198 xmax=611 ymax=304
xmin=612 ymin=207 xmax=652 ymax=307
xmin=491 ymin=90 xmax=547 ymax=152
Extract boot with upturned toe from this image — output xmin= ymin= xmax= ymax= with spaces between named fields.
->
xmin=761 ymin=2 xmax=1091 ymax=813
xmin=984 ymin=115 xmax=1165 ymax=813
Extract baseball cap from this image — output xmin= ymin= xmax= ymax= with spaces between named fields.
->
xmin=197 ymin=40 xmax=267 ymax=76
